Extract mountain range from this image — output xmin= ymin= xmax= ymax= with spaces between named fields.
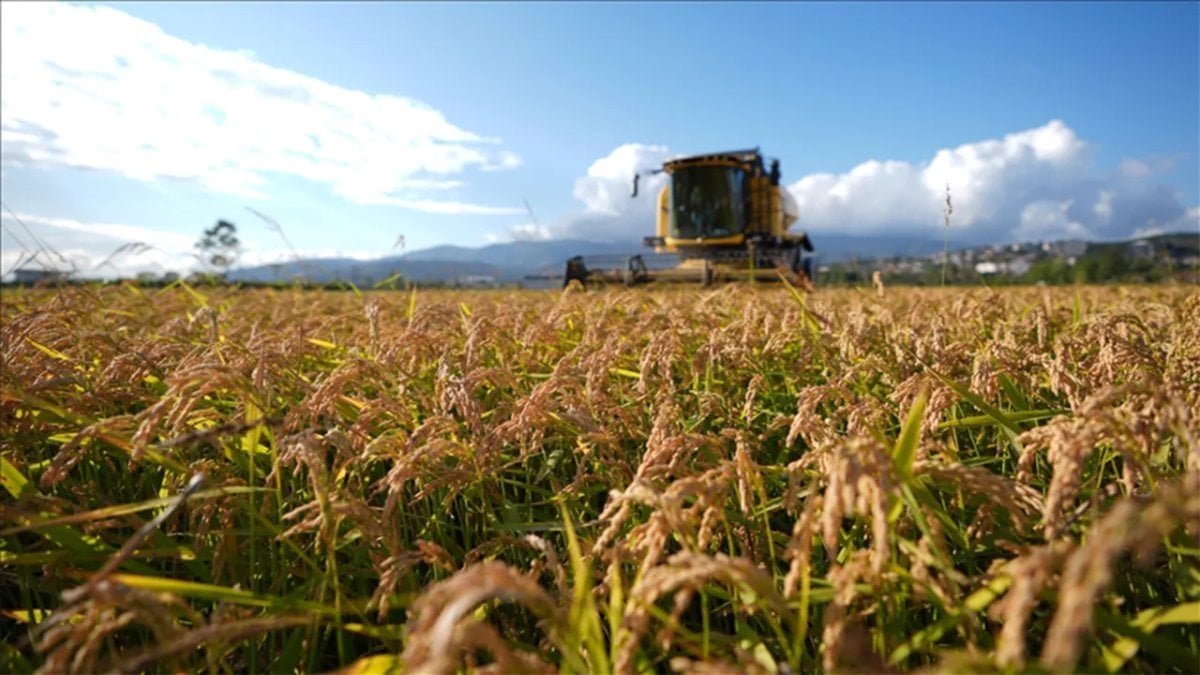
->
xmin=229 ymin=228 xmax=1200 ymax=286
xmin=228 ymin=233 xmax=957 ymax=285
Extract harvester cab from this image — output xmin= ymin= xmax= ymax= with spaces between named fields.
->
xmin=561 ymin=148 xmax=815 ymax=288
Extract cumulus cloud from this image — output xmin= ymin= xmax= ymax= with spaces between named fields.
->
xmin=508 ymin=222 xmax=554 ymax=241
xmin=1130 ymin=205 xmax=1199 ymax=239
xmin=572 ymin=144 xmax=674 ymax=215
xmin=790 ymin=120 xmax=1193 ymax=242
xmin=556 ymin=143 xmax=674 ymax=241
xmin=1013 ymin=200 xmax=1094 ymax=242
xmin=237 ymin=247 xmax=389 ymax=266
xmin=0 ymin=3 xmax=523 ymax=215
xmin=550 ymin=121 xmax=1194 ymax=246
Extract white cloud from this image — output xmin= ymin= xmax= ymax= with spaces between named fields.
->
xmin=1013 ymin=200 xmax=1094 ymax=241
xmin=238 ymin=248 xmax=389 ymax=266
xmin=0 ymin=3 xmax=523 ymax=215
xmin=1117 ymin=155 xmax=1183 ymax=181
xmin=508 ymin=222 xmax=554 ymax=241
xmin=1137 ymin=206 xmax=1199 ymax=239
xmin=571 ymin=143 xmax=673 ymax=215
xmin=1119 ymin=159 xmax=1153 ymax=179
xmin=791 ymin=120 xmax=1096 ymax=237
xmin=790 ymin=160 xmax=934 ymax=233
xmin=0 ymin=209 xmax=399 ymax=280
xmin=552 ymin=143 xmax=673 ymax=241
xmin=1 ymin=211 xmax=198 ymax=278
xmin=343 ymin=196 xmax=525 ymax=216
xmin=1177 ymin=206 xmax=1200 ymax=230
xmin=788 ymin=120 xmax=1193 ymax=243
xmin=4 ymin=212 xmax=195 ymax=250
xmin=483 ymin=151 xmax=524 ymax=172
xmin=1094 ymin=189 xmax=1115 ymax=223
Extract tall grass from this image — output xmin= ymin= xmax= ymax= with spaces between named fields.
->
xmin=1 ymin=283 xmax=1197 ymax=673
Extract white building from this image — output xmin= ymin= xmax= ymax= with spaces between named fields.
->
xmin=456 ymin=275 xmax=497 ymax=287
xmin=1006 ymin=257 xmax=1033 ymax=276
xmin=11 ymin=267 xmax=69 ymax=284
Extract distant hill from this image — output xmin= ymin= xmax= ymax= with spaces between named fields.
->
xmin=229 ymin=257 xmax=519 ymax=285
xmin=229 ymin=239 xmax=644 ymax=285
xmin=402 ymin=239 xmax=638 ymax=268
xmin=230 ymin=239 xmax=669 ymax=285
xmin=808 ymin=232 xmax=951 ymax=261
xmin=227 ymin=231 xmax=1195 ymax=286
xmin=1085 ymin=231 xmax=1199 ymax=256
xmin=228 ymin=234 xmax=949 ymax=284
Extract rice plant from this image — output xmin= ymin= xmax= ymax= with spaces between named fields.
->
xmin=1 ymin=282 xmax=1196 ymax=673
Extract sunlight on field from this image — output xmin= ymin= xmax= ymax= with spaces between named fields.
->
xmin=2 ymin=283 xmax=1197 ymax=673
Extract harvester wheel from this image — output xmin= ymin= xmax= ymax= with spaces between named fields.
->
xmin=700 ymin=259 xmax=714 ymax=287
xmin=623 ymin=255 xmax=648 ymax=287
xmin=564 ymin=256 xmax=589 ymax=289
xmin=787 ymin=247 xmax=803 ymax=275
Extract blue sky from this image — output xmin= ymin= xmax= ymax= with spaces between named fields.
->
xmin=2 ymin=1 xmax=1197 ymax=278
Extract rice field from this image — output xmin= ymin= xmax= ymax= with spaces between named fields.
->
xmin=1 ymin=282 xmax=1197 ymax=674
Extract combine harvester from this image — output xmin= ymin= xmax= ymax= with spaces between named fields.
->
xmin=559 ymin=148 xmax=816 ymax=288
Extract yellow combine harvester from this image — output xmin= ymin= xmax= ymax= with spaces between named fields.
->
xmin=563 ymin=148 xmax=815 ymax=288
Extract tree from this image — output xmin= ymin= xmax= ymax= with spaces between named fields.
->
xmin=1026 ymin=258 xmax=1073 ymax=285
xmin=195 ymin=220 xmax=240 ymax=278
xmin=1076 ymin=246 xmax=1130 ymax=283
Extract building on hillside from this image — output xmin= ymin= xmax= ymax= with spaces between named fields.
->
xmin=974 ymin=257 xmax=1032 ymax=277
xmin=1128 ymin=239 xmax=1155 ymax=260
xmin=11 ymin=267 xmax=69 ymax=284
xmin=456 ymin=274 xmax=497 ymax=287
xmin=1062 ymin=239 xmax=1088 ymax=257
xmin=1006 ymin=256 xmax=1033 ymax=276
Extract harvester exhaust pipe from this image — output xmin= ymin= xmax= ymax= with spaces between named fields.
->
xmin=631 ymin=169 xmax=662 ymax=198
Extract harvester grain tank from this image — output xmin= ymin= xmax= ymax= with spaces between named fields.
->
xmin=562 ymin=148 xmax=815 ymax=287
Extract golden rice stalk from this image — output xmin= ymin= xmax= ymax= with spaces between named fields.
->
xmin=401 ymin=562 xmax=562 ymax=673
xmin=991 ymin=541 xmax=1071 ymax=669
xmin=617 ymin=552 xmax=789 ymax=674
xmin=821 ymin=549 xmax=874 ymax=672
xmin=35 ymin=578 xmax=200 ymax=674
xmin=1040 ymin=478 xmax=1200 ymax=670
xmin=112 ymin=616 xmax=313 ymax=675
xmin=914 ymin=460 xmax=1044 ymax=532
xmin=816 ymin=438 xmax=895 ymax=576
xmin=782 ymin=493 xmax=823 ymax=599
